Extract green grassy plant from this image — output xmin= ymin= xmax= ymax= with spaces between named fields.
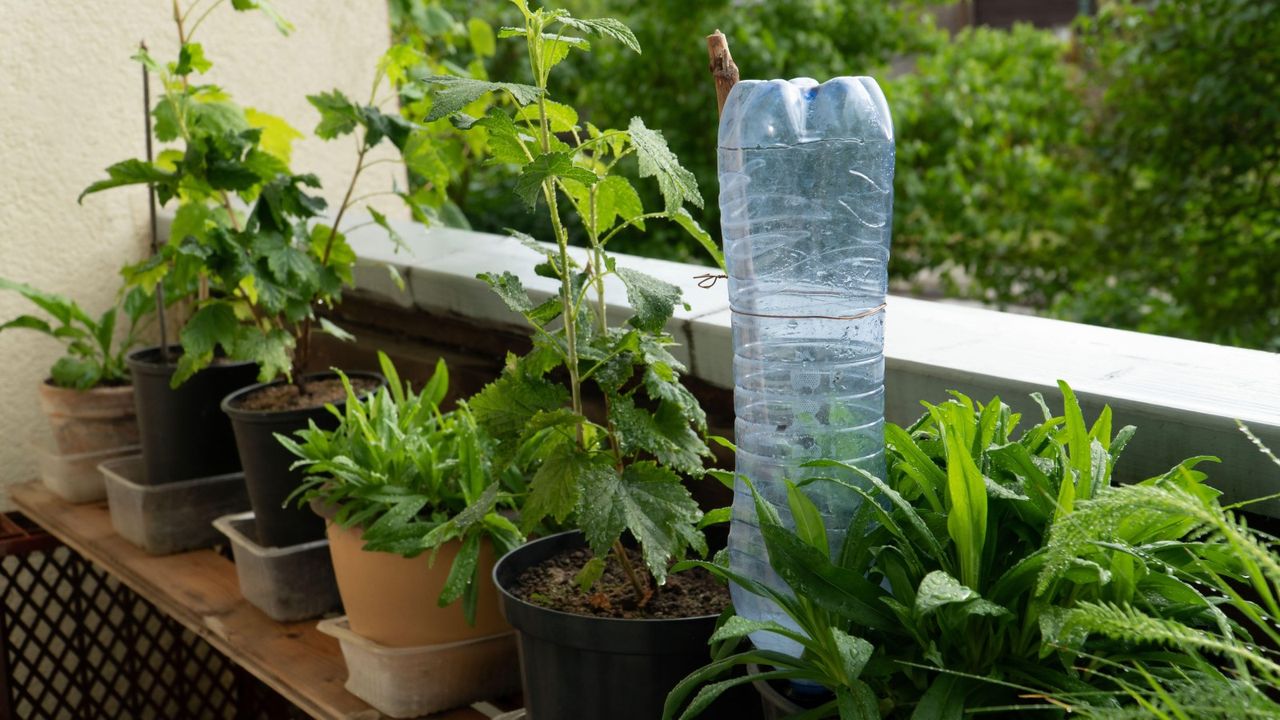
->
xmin=280 ymin=353 xmax=525 ymax=624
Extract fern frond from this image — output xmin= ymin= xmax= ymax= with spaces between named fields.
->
xmin=1078 ymin=674 xmax=1280 ymax=720
xmin=1236 ymin=421 xmax=1280 ymax=471
xmin=1065 ymin=602 xmax=1280 ymax=681
xmin=1037 ymin=483 xmax=1211 ymax=595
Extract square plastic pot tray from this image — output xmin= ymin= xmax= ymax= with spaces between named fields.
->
xmin=100 ymin=455 xmax=249 ymax=555
xmin=35 ymin=435 xmax=139 ymax=504
xmin=317 ymin=616 xmax=519 ymax=719
xmin=212 ymin=511 xmax=340 ymax=622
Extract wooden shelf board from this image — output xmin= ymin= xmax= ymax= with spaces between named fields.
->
xmin=9 ymin=480 xmax=501 ymax=720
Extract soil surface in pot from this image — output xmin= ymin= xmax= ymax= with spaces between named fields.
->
xmin=512 ymin=546 xmax=729 ymax=619
xmin=231 ymin=377 xmax=379 ymax=412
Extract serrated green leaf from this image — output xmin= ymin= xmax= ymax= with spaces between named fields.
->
xmin=593 ymin=175 xmax=644 ymax=236
xmin=308 ymin=90 xmax=361 ymax=139
xmin=628 ymin=117 xmax=702 ymax=211
xmin=254 ymin=232 xmax=313 ymax=282
xmin=230 ymin=0 xmax=294 ymax=34
xmin=233 ymin=326 xmax=294 ymax=383
xmin=180 ymin=303 xmax=237 ymax=358
xmin=477 ymin=271 xmax=535 ymax=315
xmin=245 ymin=108 xmax=302 ymax=163
xmin=615 ymin=267 xmax=679 ymax=332
xmin=609 ymin=395 xmax=708 ymax=476
xmin=468 ymin=18 xmax=496 ymax=57
xmin=472 ymin=109 xmax=530 ymax=166
xmin=79 ymin=159 xmax=176 ymax=203
xmin=402 ymin=131 xmax=451 ymax=193
xmin=469 ymin=370 xmax=569 ymax=445
xmin=422 ymin=75 xmax=541 ymax=122
xmin=558 ymin=16 xmax=641 ymax=53
xmin=515 ymin=152 xmax=598 ymax=210
xmin=169 ymin=202 xmax=214 ymax=245
xmin=539 ymin=32 xmax=590 ymax=71
xmin=174 ymin=43 xmax=211 ymax=75
xmin=577 ymin=461 xmax=702 ymax=584
xmin=670 ymin=208 xmax=723 ymax=271
xmin=524 ymin=443 xmax=604 ymax=529
xmin=514 ymin=100 xmax=579 ymax=133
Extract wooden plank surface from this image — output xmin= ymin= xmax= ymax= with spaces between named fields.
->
xmin=8 ymin=480 xmax=499 ymax=720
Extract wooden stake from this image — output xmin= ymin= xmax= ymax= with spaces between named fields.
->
xmin=706 ymin=30 xmax=739 ymax=116
xmin=141 ymin=41 xmax=171 ymax=364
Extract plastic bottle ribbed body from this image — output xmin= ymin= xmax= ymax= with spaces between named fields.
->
xmin=718 ymin=77 xmax=894 ymax=656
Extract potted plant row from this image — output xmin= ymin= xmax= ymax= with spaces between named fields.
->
xmin=79 ymin=0 xmax=449 ymax=557
xmin=254 ymin=1 xmax=740 ymax=715
xmin=0 ymin=279 xmax=145 ymax=501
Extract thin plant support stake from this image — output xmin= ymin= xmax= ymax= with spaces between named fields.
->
xmin=716 ymin=67 xmax=896 ymax=655
xmin=140 ymin=41 xmax=170 ymax=365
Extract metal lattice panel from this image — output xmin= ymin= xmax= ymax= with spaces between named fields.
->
xmin=0 ymin=516 xmax=310 ymax=720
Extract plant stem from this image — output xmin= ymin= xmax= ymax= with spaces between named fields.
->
xmin=185 ymin=0 xmax=227 ymax=43
xmin=292 ymin=144 xmax=369 ymax=387
xmin=612 ymin=540 xmax=646 ymax=600
xmin=526 ymin=11 xmax=650 ymax=606
xmin=140 ymin=41 xmax=171 ymax=364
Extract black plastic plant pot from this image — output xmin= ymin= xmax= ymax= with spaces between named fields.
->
xmin=494 ymin=531 xmax=757 ymax=720
xmin=127 ymin=346 xmax=258 ymax=486
xmin=221 ymin=371 xmax=383 ymax=549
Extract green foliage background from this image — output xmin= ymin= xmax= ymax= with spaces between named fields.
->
xmin=394 ymin=0 xmax=1279 ymax=351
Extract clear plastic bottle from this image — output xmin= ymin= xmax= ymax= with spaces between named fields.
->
xmin=719 ymin=77 xmax=894 ymax=655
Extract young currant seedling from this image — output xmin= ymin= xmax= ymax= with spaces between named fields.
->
xmin=424 ymin=0 xmax=723 ymax=602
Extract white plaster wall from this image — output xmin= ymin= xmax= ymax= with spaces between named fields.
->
xmin=0 ymin=1 xmax=395 ymax=494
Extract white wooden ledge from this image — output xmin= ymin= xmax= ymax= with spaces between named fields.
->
xmin=346 ymin=220 xmax=1280 ymax=515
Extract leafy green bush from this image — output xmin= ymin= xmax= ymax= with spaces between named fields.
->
xmin=1065 ymin=0 xmax=1280 ymax=349
xmin=281 ymin=354 xmax=524 ymax=624
xmin=665 ymin=383 xmax=1265 ymax=718
xmin=886 ymin=24 xmax=1092 ymax=309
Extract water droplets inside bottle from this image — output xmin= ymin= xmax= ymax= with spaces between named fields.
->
xmin=720 ymin=77 xmax=894 ymax=656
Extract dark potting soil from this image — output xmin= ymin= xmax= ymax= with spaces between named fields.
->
xmin=513 ymin=546 xmax=730 ymax=619
xmin=232 ymin=377 xmax=379 ymax=412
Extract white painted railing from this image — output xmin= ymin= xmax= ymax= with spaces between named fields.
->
xmin=346 ymin=219 xmax=1280 ymax=516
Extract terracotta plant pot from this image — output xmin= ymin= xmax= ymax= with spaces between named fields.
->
xmin=326 ymin=520 xmax=509 ymax=648
xmin=37 ymin=381 xmax=139 ymax=455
